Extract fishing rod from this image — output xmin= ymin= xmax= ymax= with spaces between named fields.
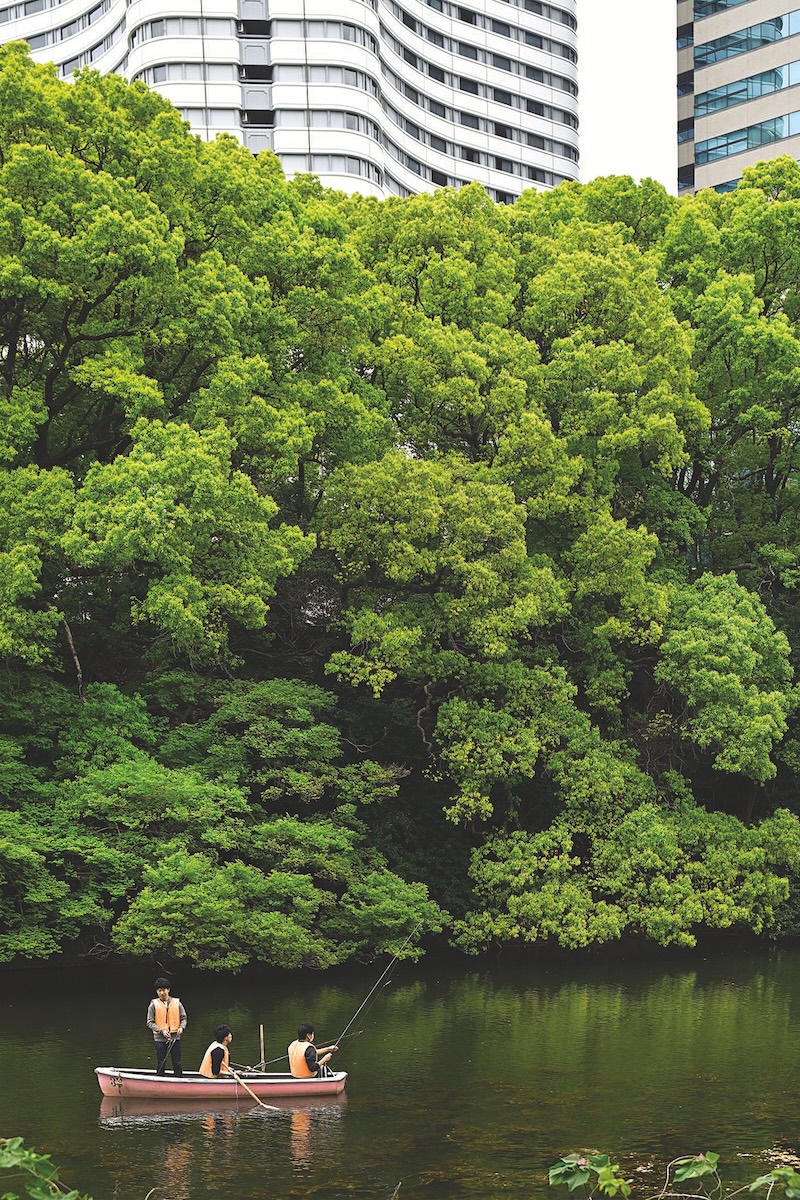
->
xmin=334 ymin=923 xmax=422 ymax=1047
xmin=242 ymin=925 xmax=421 ymax=1072
xmin=243 ymin=1030 xmax=365 ymax=1072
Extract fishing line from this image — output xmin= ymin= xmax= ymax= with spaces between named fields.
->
xmin=245 ymin=926 xmax=421 ymax=1071
xmin=334 ymin=923 xmax=422 ymax=1046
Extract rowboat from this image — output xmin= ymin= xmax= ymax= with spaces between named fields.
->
xmin=95 ymin=1066 xmax=347 ymax=1100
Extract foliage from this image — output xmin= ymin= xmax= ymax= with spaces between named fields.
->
xmin=2 ymin=48 xmax=800 ymax=966
xmin=549 ymin=1153 xmax=631 ymax=1198
xmin=0 ymin=1137 xmax=91 ymax=1200
xmin=453 ymin=804 xmax=800 ymax=951
xmin=549 ymin=1150 xmax=800 ymax=1200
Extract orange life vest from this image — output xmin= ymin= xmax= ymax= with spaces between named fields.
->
xmin=288 ymin=1039 xmax=315 ymax=1078
xmin=152 ymin=997 xmax=182 ymax=1033
xmin=199 ymin=1041 xmax=230 ymax=1078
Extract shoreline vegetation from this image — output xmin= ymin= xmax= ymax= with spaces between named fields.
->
xmin=549 ymin=1151 xmax=800 ymax=1200
xmin=3 ymin=44 xmax=800 ymax=973
xmin=4 ymin=1139 xmax=800 ymax=1200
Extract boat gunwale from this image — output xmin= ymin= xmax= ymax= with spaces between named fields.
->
xmin=95 ymin=1066 xmax=347 ymax=1086
xmin=95 ymin=1066 xmax=347 ymax=1100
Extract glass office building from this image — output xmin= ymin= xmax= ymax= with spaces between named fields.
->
xmin=677 ymin=0 xmax=800 ymax=193
xmin=0 ymin=0 xmax=578 ymax=200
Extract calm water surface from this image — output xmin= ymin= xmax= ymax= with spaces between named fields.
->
xmin=2 ymin=949 xmax=799 ymax=1199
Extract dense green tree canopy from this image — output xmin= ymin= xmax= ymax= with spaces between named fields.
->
xmin=2 ymin=44 xmax=800 ymax=968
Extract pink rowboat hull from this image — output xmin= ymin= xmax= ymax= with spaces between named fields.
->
xmin=95 ymin=1067 xmax=347 ymax=1100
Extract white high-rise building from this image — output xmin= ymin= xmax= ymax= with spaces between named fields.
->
xmin=0 ymin=0 xmax=578 ymax=200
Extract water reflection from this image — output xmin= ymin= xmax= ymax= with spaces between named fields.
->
xmin=98 ymin=1094 xmax=348 ymax=1128
xmin=160 ymin=1126 xmax=193 ymax=1200
xmin=97 ymin=1094 xmax=348 ymax=1194
xmin=99 ymin=1096 xmax=259 ymax=1125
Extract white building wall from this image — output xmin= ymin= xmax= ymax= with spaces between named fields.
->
xmin=0 ymin=0 xmax=578 ymax=200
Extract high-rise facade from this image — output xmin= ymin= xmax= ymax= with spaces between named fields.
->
xmin=0 ymin=0 xmax=579 ymax=201
xmin=677 ymin=0 xmax=800 ymax=194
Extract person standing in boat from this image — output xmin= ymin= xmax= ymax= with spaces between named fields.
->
xmin=146 ymin=977 xmax=187 ymax=1076
xmin=199 ymin=1025 xmax=234 ymax=1077
xmin=288 ymin=1024 xmax=339 ymax=1078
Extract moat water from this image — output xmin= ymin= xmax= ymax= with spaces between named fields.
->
xmin=2 ymin=947 xmax=799 ymax=1199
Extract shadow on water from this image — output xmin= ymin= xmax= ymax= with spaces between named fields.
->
xmin=2 ymin=948 xmax=799 ymax=1198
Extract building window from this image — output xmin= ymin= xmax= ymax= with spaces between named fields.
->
xmin=678 ymin=163 xmax=695 ymax=191
xmin=242 ymin=108 xmax=274 ymax=125
xmin=458 ymin=41 xmax=478 ymax=59
xmin=430 ymin=98 xmax=446 ymax=117
xmin=677 ymin=69 xmax=694 ymax=96
xmin=494 ymin=88 xmax=513 ymax=105
xmin=460 ymin=111 xmax=479 ymax=128
xmin=695 ymin=109 xmax=800 ymax=163
xmin=241 ymin=65 xmax=272 ymax=81
xmin=458 ymin=6 xmax=476 ymax=22
xmin=428 ymin=63 xmax=445 ymax=81
xmin=493 ymin=54 xmax=512 ymax=71
xmin=695 ymin=15 xmax=800 ymax=70
xmin=677 ymin=117 xmax=695 ymax=143
xmin=431 ymin=169 xmax=447 ymax=185
xmin=694 ymin=0 xmax=751 ymax=16
xmin=459 ymin=76 xmax=479 ymax=94
xmin=695 ymin=63 xmax=798 ymax=114
xmin=677 ymin=23 xmax=694 ymax=49
xmin=238 ymin=19 xmax=269 ymax=34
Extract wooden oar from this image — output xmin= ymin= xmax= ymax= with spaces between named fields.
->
xmin=231 ymin=1069 xmax=281 ymax=1112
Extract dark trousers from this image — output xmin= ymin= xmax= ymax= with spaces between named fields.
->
xmin=155 ymin=1038 xmax=183 ymax=1076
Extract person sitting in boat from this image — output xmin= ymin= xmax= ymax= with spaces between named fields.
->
xmin=199 ymin=1025 xmax=234 ymax=1077
xmin=288 ymin=1024 xmax=339 ymax=1079
xmin=146 ymin=977 xmax=187 ymax=1077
